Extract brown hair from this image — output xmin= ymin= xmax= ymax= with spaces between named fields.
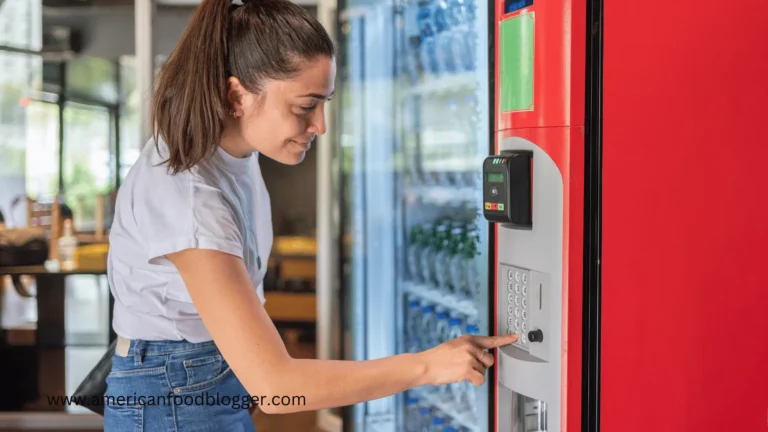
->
xmin=150 ymin=0 xmax=335 ymax=174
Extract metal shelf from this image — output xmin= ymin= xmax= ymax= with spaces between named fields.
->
xmin=403 ymin=281 xmax=478 ymax=318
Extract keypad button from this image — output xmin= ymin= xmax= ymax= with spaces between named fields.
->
xmin=515 ymin=272 xmax=521 ymax=281
xmin=508 ymin=281 xmax=515 ymax=292
xmin=522 ymin=298 xmax=527 ymax=308
xmin=508 ymin=317 xmax=514 ymax=327
xmin=514 ymin=296 xmax=520 ymax=305
xmin=507 ymin=270 xmax=514 ymax=280
xmin=522 ymin=273 xmax=527 ymax=283
xmin=514 ymin=319 xmax=520 ymax=329
xmin=522 ymin=310 xmax=528 ymax=320
xmin=521 ymin=333 xmax=527 ymax=344
xmin=515 ymin=284 xmax=520 ymax=293
xmin=508 ymin=305 xmax=515 ymax=315
xmin=514 ymin=308 xmax=520 ymax=317
xmin=522 ymin=322 xmax=527 ymax=332
xmin=508 ymin=293 xmax=515 ymax=303
xmin=522 ymin=285 xmax=527 ymax=295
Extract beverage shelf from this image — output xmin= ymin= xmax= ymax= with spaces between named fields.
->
xmin=413 ymin=388 xmax=480 ymax=432
xmin=404 ymin=281 xmax=478 ymax=318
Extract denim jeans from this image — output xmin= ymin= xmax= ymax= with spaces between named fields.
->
xmin=104 ymin=338 xmax=257 ymax=432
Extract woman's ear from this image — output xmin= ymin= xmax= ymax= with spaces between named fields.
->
xmin=226 ymin=77 xmax=246 ymax=117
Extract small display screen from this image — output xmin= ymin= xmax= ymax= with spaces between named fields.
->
xmin=504 ymin=0 xmax=533 ymax=14
xmin=487 ymin=173 xmax=505 ymax=183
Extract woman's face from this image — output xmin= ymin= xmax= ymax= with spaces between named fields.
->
xmin=225 ymin=56 xmax=336 ymax=165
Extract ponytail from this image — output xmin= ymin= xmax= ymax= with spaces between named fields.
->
xmin=150 ymin=0 xmax=232 ymax=174
xmin=150 ymin=0 xmax=335 ymax=174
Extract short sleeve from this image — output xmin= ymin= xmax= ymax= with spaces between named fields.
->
xmin=136 ymin=171 xmax=245 ymax=266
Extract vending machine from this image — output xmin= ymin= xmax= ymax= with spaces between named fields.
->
xmin=481 ymin=0 xmax=768 ymax=432
xmin=484 ymin=0 xmax=588 ymax=431
xmin=321 ymin=0 xmax=767 ymax=429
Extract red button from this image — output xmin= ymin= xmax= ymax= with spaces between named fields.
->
xmin=491 ymin=203 xmax=498 ymax=210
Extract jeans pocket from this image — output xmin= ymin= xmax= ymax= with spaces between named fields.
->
xmin=167 ymin=351 xmax=231 ymax=394
xmin=183 ymin=354 xmax=223 ymax=386
xmin=104 ymin=403 xmax=144 ymax=432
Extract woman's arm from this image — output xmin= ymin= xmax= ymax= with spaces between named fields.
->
xmin=167 ymin=248 xmax=516 ymax=414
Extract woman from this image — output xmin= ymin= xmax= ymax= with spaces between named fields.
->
xmin=104 ymin=0 xmax=518 ymax=430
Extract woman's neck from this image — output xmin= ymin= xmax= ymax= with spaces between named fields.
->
xmin=219 ymin=125 xmax=254 ymax=159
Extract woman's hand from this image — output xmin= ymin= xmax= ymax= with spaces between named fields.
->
xmin=417 ymin=333 xmax=519 ymax=387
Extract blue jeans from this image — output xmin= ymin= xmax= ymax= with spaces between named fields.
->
xmin=104 ymin=338 xmax=257 ymax=432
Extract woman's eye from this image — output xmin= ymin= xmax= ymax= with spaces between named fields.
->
xmin=300 ymin=105 xmax=316 ymax=112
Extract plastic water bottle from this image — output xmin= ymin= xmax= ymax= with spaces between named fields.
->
xmin=462 ymin=322 xmax=480 ymax=411
xmin=417 ymin=0 xmax=439 ymax=76
xmin=435 ymin=309 xmax=450 ymax=344
xmin=462 ymin=228 xmax=481 ymax=300
xmin=433 ymin=223 xmax=453 ymax=291
xmin=446 ymin=316 xmax=465 ymax=399
xmin=447 ymin=226 xmax=466 ymax=295
xmin=419 ymin=406 xmax=433 ymax=432
xmin=406 ymin=297 xmax=422 ymax=353
xmin=406 ymin=296 xmax=421 ymax=338
xmin=408 ymin=226 xmax=425 ymax=282
xmin=443 ymin=427 xmax=458 ymax=432
xmin=419 ymin=224 xmax=436 ymax=285
xmin=405 ymin=396 xmax=421 ymax=431
xmin=419 ymin=304 xmax=437 ymax=350
xmin=431 ymin=416 xmax=446 ymax=432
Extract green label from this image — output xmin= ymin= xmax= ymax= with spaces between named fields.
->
xmin=500 ymin=12 xmax=535 ymax=112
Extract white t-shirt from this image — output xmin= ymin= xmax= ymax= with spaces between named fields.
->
xmin=107 ymin=138 xmax=273 ymax=343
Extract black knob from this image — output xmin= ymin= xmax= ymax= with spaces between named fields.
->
xmin=528 ymin=329 xmax=544 ymax=343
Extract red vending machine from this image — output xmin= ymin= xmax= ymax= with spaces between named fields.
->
xmin=483 ymin=0 xmax=768 ymax=431
xmin=484 ymin=0 xmax=586 ymax=431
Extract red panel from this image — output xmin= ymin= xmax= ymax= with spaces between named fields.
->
xmin=603 ymin=1 xmax=768 ymax=431
xmin=494 ymin=127 xmax=584 ymax=432
xmin=493 ymin=0 xmax=586 ymax=130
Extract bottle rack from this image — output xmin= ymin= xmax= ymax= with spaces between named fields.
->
xmin=394 ymin=0 xmax=485 ymax=427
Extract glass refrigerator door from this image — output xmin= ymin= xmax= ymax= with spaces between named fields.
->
xmin=335 ymin=0 xmax=491 ymax=427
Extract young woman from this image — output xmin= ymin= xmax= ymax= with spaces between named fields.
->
xmin=104 ymin=0 xmax=517 ymax=429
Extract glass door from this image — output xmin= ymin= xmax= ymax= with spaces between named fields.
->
xmin=333 ymin=0 xmax=492 ymax=426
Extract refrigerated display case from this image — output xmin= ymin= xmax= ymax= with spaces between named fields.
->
xmin=327 ymin=0 xmax=493 ymax=428
xmin=319 ymin=0 xmax=768 ymax=431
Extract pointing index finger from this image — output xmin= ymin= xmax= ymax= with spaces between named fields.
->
xmin=475 ymin=332 xmax=519 ymax=349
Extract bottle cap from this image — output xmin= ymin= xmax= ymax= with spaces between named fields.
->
xmin=432 ymin=417 xmax=445 ymax=425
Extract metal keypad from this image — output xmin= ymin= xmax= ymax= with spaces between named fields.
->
xmin=500 ymin=264 xmax=531 ymax=350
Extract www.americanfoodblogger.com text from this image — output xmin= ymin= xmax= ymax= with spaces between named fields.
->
xmin=48 ymin=393 xmax=306 ymax=410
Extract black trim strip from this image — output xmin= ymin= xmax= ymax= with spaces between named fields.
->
xmin=582 ymin=0 xmax=603 ymax=429
xmin=487 ymin=0 xmax=497 ymax=428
